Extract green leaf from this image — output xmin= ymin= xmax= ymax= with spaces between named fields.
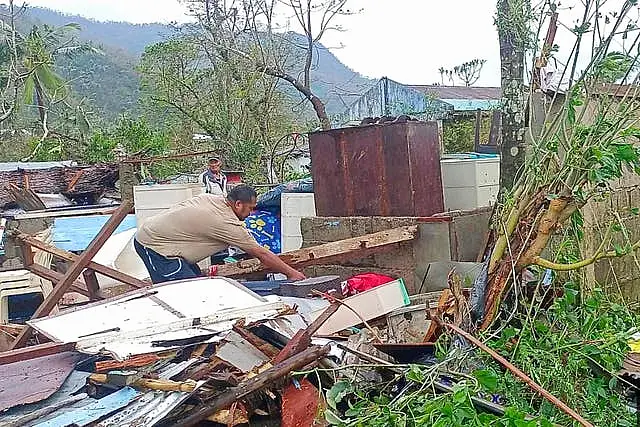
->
xmin=502 ymin=327 xmax=519 ymax=340
xmin=326 ymin=381 xmax=352 ymax=410
xmin=613 ymin=243 xmax=626 ymax=256
xmin=615 ymin=143 xmax=638 ymax=162
xmin=325 ymin=408 xmax=345 ymax=425
xmin=452 ymin=386 xmax=468 ymax=404
xmin=473 ymin=368 xmax=499 ymax=392
xmin=406 ymin=364 xmax=425 ymax=383
xmin=609 ymin=376 xmax=618 ymax=389
xmin=631 ymin=207 xmax=640 ymax=216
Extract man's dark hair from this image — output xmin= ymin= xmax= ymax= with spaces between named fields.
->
xmin=227 ymin=184 xmax=257 ymax=202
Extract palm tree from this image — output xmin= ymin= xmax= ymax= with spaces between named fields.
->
xmin=21 ymin=23 xmax=87 ymax=124
xmin=16 ymin=23 xmax=100 ymax=159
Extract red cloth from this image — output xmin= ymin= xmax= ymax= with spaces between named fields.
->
xmin=341 ymin=273 xmax=395 ymax=296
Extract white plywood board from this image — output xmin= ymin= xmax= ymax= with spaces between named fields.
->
xmin=310 ymin=279 xmax=410 ymax=336
xmin=29 ymin=278 xmax=269 ymax=344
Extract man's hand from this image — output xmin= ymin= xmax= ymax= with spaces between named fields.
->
xmin=246 ymin=246 xmax=306 ymax=282
xmin=287 ymin=270 xmax=306 ymax=281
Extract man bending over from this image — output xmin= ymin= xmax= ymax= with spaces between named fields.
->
xmin=134 ymin=184 xmax=305 ymax=284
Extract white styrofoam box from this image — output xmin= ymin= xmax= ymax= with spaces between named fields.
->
xmin=477 ymin=185 xmax=500 ymax=206
xmin=282 ymin=235 xmax=304 ymax=253
xmin=475 ymin=160 xmax=501 ymax=186
xmin=310 ymin=279 xmax=410 ymax=336
xmin=444 ymin=185 xmax=499 ymax=211
xmin=134 ymin=183 xmax=204 ymax=224
xmin=135 ymin=208 xmax=167 ymax=222
xmin=281 ymin=193 xmax=316 ymax=253
xmin=281 ymin=193 xmax=316 ymax=217
xmin=134 ymin=183 xmax=204 ymax=210
xmin=440 ymin=157 xmax=500 ymax=189
xmin=443 ymin=187 xmax=478 ymax=211
xmin=281 ymin=216 xmax=303 ymax=237
xmin=440 ymin=156 xmax=500 ymax=211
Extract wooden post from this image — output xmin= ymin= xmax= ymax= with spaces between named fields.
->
xmin=118 ymin=162 xmax=137 ymax=204
xmin=488 ymin=109 xmax=501 ymax=151
xmin=474 ymin=109 xmax=482 ymax=152
xmin=82 ymin=270 xmax=101 ymax=301
xmin=20 ymin=242 xmax=34 ymax=267
xmin=10 ymin=201 xmax=133 ymax=349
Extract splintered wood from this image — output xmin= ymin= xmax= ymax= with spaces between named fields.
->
xmin=216 ymin=225 xmax=419 ymax=277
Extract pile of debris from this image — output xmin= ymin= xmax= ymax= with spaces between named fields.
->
xmin=0 ymin=163 xmax=119 ymax=209
xmin=0 ymin=274 xmax=434 ymax=426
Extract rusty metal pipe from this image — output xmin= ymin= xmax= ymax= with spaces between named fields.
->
xmin=443 ymin=321 xmax=593 ymax=427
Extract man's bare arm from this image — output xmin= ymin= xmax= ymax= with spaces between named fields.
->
xmin=244 ymin=246 xmax=306 ymax=281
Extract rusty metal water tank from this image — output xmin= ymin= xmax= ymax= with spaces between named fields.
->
xmin=309 ymin=121 xmax=444 ymax=217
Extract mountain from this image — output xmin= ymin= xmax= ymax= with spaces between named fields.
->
xmin=21 ymin=7 xmax=374 ymax=121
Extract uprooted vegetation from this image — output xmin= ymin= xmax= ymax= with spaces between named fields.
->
xmin=296 ymin=1 xmax=640 ymax=425
xmin=303 ymin=286 xmax=638 ymax=426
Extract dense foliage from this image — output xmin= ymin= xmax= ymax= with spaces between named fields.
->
xmin=320 ymin=284 xmax=637 ymax=426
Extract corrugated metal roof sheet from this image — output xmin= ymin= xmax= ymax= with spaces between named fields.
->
xmin=95 ymin=389 xmax=194 ymax=427
xmin=0 ymin=351 xmax=84 ymax=411
xmin=0 ymin=161 xmax=75 ymax=172
xmin=95 ymin=359 xmax=205 ymax=427
xmin=0 ymin=370 xmax=92 ymax=426
xmin=409 ymin=85 xmax=502 ymax=100
xmin=35 ymin=387 xmax=141 ymax=427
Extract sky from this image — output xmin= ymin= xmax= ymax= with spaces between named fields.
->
xmin=25 ymin=0 xmax=503 ymax=86
xmin=21 ymin=0 xmax=636 ymax=88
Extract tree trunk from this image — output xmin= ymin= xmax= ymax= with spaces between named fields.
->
xmin=34 ymin=79 xmax=46 ymax=124
xmin=259 ymin=64 xmax=331 ymax=130
xmin=497 ymin=0 xmax=527 ymax=191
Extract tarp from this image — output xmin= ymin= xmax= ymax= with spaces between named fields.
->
xmin=53 ymin=214 xmax=137 ymax=252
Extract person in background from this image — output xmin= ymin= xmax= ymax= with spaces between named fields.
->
xmin=134 ymin=184 xmax=306 ymax=284
xmin=200 ymin=157 xmax=227 ymax=196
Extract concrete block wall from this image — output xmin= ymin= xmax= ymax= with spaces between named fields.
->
xmin=300 ymin=215 xmax=490 ymax=295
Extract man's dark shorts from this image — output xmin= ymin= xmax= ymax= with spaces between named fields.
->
xmin=134 ymin=239 xmax=202 ymax=284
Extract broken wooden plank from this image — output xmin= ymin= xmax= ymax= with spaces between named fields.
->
xmin=0 ymin=342 xmax=76 ymax=365
xmin=7 ymin=183 xmax=46 ymax=211
xmin=82 ymin=269 xmax=101 ymax=300
xmin=273 ymin=303 xmax=339 ymax=364
xmin=16 ymin=232 xmax=148 ymax=289
xmin=173 ymin=344 xmax=331 ymax=427
xmin=10 ymin=202 xmax=133 ymax=349
xmin=27 ymin=263 xmax=91 ymax=297
xmin=217 ymin=225 xmax=419 ymax=277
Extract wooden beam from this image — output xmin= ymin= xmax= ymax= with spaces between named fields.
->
xmin=27 ymin=264 xmax=91 ymax=297
xmin=15 ymin=233 xmax=149 ymax=289
xmin=172 ymin=345 xmax=331 ymax=427
xmin=82 ymin=269 xmax=101 ymax=300
xmin=0 ymin=342 xmax=76 ymax=365
xmin=216 ymin=225 xmax=419 ymax=278
xmin=10 ymin=202 xmax=133 ymax=349
xmin=7 ymin=183 xmax=46 ymax=211
xmin=474 ymin=109 xmax=482 ymax=152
